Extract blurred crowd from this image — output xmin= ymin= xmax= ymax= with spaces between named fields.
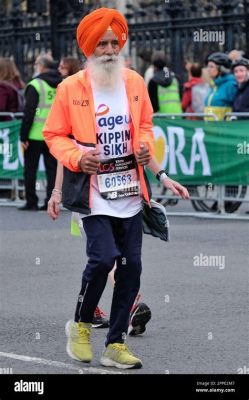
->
xmin=1 ymin=49 xmax=249 ymax=122
xmin=139 ymin=48 xmax=249 ymax=121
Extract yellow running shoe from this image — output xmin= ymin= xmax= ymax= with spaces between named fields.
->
xmin=100 ymin=343 xmax=142 ymax=369
xmin=65 ymin=320 xmax=92 ymax=363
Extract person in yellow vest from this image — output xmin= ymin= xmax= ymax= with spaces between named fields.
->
xmin=148 ymin=56 xmax=182 ymax=114
xmin=19 ymin=54 xmax=62 ymax=210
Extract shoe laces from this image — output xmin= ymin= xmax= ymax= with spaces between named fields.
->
xmin=111 ymin=343 xmax=132 ymax=355
xmin=94 ymin=306 xmax=107 ymax=318
xmin=77 ymin=325 xmax=91 ymax=343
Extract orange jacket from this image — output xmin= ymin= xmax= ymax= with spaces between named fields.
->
xmin=43 ymin=68 xmax=154 ymax=209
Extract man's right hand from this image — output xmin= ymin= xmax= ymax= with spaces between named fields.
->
xmin=47 ymin=193 xmax=61 ymax=220
xmin=78 ymin=150 xmax=100 ymax=174
xmin=21 ymin=141 xmax=29 ymax=151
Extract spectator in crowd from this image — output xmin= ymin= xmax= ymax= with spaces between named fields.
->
xmin=182 ymin=63 xmax=209 ymax=114
xmin=124 ymin=55 xmax=133 ymax=69
xmin=58 ymin=57 xmax=82 ymax=78
xmin=232 ymin=56 xmax=249 ymax=214
xmin=232 ymin=58 xmax=249 ymax=118
xmin=228 ymin=49 xmax=245 ymax=62
xmin=138 ymin=49 xmax=153 ymax=85
xmin=148 ymin=55 xmax=182 ymax=114
xmin=204 ymin=52 xmax=237 ymax=120
xmin=0 ymin=58 xmax=25 ymax=199
xmin=201 ymin=66 xmax=213 ymax=87
xmin=19 ymin=54 xmax=62 ymax=211
xmin=0 ymin=57 xmax=25 ymax=121
xmin=186 ymin=58 xmax=213 ymax=88
xmin=184 ymin=58 xmax=193 ymax=80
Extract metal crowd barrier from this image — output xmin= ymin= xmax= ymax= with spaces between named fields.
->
xmin=152 ymin=112 xmax=249 ymax=217
xmin=224 ymin=112 xmax=249 ymax=120
xmin=154 ymin=112 xmax=218 ymax=120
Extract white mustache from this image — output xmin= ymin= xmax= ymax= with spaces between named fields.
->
xmin=97 ymin=55 xmax=119 ymax=64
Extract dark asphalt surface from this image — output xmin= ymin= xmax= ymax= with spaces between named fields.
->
xmin=0 ymin=206 xmax=248 ymax=374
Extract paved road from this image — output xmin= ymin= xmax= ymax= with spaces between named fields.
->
xmin=0 ymin=206 xmax=248 ymax=374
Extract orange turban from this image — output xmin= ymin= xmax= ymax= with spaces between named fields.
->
xmin=76 ymin=8 xmax=128 ymax=57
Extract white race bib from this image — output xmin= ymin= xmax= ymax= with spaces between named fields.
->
xmin=97 ymin=154 xmax=140 ymax=200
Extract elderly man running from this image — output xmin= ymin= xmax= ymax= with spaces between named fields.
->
xmin=44 ymin=7 xmax=155 ymax=369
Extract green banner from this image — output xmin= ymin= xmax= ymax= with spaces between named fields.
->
xmin=1 ymin=118 xmax=249 ymax=185
xmin=149 ymin=118 xmax=249 ymax=185
xmin=0 ymin=120 xmax=45 ymax=179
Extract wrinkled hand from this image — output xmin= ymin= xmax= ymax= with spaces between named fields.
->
xmin=135 ymin=142 xmax=150 ymax=166
xmin=79 ymin=150 xmax=100 ymax=174
xmin=47 ymin=193 xmax=61 ymax=220
xmin=162 ymin=177 xmax=190 ymax=199
xmin=21 ymin=141 xmax=29 ymax=151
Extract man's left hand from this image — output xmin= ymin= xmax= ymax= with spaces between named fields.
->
xmin=162 ymin=177 xmax=190 ymax=199
xmin=135 ymin=142 xmax=151 ymax=166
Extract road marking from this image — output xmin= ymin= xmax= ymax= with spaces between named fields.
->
xmin=0 ymin=351 xmax=124 ymax=375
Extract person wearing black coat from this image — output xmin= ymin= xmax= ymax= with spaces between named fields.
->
xmin=232 ymin=58 xmax=249 ymax=119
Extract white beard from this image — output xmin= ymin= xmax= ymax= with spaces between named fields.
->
xmin=87 ymin=54 xmax=124 ymax=90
